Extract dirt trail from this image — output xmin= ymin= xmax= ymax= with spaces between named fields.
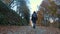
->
xmin=0 ymin=26 xmax=60 ymax=34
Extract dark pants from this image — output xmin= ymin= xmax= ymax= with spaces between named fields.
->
xmin=32 ymin=20 xmax=36 ymax=29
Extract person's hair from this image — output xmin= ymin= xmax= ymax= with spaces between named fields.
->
xmin=34 ymin=11 xmax=36 ymax=13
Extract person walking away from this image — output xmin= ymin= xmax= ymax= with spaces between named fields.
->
xmin=31 ymin=11 xmax=38 ymax=29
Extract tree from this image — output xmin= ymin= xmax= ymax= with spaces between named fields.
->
xmin=10 ymin=0 xmax=30 ymax=25
xmin=1 ymin=0 xmax=14 ymax=5
xmin=0 ymin=0 xmax=22 ymax=25
xmin=19 ymin=0 xmax=30 ymax=25
xmin=47 ymin=0 xmax=57 ymax=16
xmin=1 ymin=0 xmax=30 ymax=25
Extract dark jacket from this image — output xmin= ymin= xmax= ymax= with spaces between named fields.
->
xmin=31 ymin=12 xmax=37 ymax=23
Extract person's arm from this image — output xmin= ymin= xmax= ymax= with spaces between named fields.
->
xmin=31 ymin=15 xmax=33 ymax=20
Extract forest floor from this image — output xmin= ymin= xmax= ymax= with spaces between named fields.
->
xmin=0 ymin=26 xmax=60 ymax=34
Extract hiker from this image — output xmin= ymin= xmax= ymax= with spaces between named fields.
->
xmin=31 ymin=11 xmax=38 ymax=29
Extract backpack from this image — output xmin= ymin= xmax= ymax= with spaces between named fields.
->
xmin=32 ymin=13 xmax=37 ymax=20
xmin=32 ymin=13 xmax=37 ymax=18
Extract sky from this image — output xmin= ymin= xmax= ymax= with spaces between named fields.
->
xmin=11 ymin=0 xmax=43 ymax=15
xmin=11 ymin=1 xmax=17 ymax=11
xmin=26 ymin=0 xmax=43 ymax=15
